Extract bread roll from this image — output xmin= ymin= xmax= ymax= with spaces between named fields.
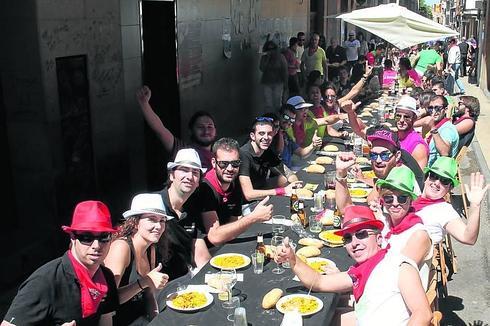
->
xmin=320 ymin=214 xmax=334 ymax=226
xmin=315 ymin=156 xmax=334 ymax=165
xmin=306 ymin=164 xmax=325 ymax=174
xmin=298 ymin=238 xmax=324 ymax=249
xmin=262 ymin=288 xmax=283 ymax=309
xmin=296 ymin=188 xmax=313 ymax=198
xmin=325 ymin=189 xmax=335 ymax=199
xmin=296 ymin=246 xmax=321 ymax=258
xmin=323 ymin=144 xmax=338 ymax=152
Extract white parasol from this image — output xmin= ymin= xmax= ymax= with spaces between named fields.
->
xmin=335 ymin=3 xmax=458 ymax=49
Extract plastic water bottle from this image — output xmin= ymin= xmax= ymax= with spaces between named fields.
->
xmin=354 ymin=136 xmax=363 ymax=157
xmin=234 ymin=307 xmax=247 ymax=326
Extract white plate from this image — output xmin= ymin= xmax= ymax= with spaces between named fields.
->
xmin=306 ymin=257 xmax=337 ymax=274
xmin=210 ymin=253 xmax=251 ymax=270
xmin=166 ymin=290 xmax=213 ymax=312
xmin=276 ymin=294 xmax=323 ymax=316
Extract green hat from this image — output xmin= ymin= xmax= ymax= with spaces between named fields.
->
xmin=376 ymin=166 xmax=418 ymax=199
xmin=423 ymin=157 xmax=460 ymax=187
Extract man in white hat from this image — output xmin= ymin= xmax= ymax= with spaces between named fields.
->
xmin=157 ymin=148 xmax=211 ymax=279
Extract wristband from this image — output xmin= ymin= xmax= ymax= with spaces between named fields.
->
xmin=336 ymin=173 xmax=347 ymax=182
xmin=136 ymin=278 xmax=144 ymax=291
xmin=275 ymin=187 xmax=286 ymax=196
xmin=430 ymin=129 xmax=439 ymax=134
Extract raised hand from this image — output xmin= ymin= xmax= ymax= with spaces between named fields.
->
xmin=465 ymin=172 xmax=489 ymax=206
xmin=145 ymin=263 xmax=169 ymax=290
xmin=252 ymin=196 xmax=273 ymax=222
xmin=312 ymin=130 xmax=323 ymax=148
xmin=336 ymin=152 xmax=356 ymax=173
xmin=136 ymin=85 xmax=151 ymax=105
xmin=365 ymin=62 xmax=374 ymax=76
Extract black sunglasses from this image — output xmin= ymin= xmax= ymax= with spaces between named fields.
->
xmin=369 ymin=151 xmax=393 ymax=162
xmin=256 ymin=116 xmax=274 ymax=122
xmin=427 ymin=105 xmax=445 ymax=113
xmin=282 ymin=114 xmax=296 ymax=123
xmin=216 ymin=160 xmax=241 ymax=169
xmin=326 ymin=95 xmax=337 ymax=100
xmin=342 ymin=229 xmax=378 ymax=244
xmin=395 ymin=113 xmax=413 ymax=122
xmin=73 ymin=232 xmax=112 ymax=245
xmin=427 ymin=172 xmax=452 ymax=186
xmin=382 ymin=194 xmax=410 ymax=205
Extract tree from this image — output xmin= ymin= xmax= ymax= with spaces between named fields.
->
xmin=419 ymin=0 xmax=433 ymax=19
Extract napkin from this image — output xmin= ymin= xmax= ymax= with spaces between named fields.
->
xmin=262 ymin=219 xmax=294 ymax=226
xmin=281 ymin=311 xmax=303 ymax=325
xmin=303 ymin=183 xmax=319 ymax=191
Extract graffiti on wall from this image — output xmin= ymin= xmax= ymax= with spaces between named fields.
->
xmin=178 ymin=22 xmax=203 ymax=89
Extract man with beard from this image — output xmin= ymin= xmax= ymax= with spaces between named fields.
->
xmin=158 ymin=148 xmax=212 ymax=279
xmin=239 ymin=117 xmax=302 ymax=202
xmin=136 ymin=86 xmax=216 ymax=170
xmin=453 ymin=95 xmax=479 ymax=150
xmin=425 ymin=95 xmax=459 ymax=166
xmin=187 ymin=137 xmax=273 ymax=246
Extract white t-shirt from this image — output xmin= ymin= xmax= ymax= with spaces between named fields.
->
xmin=448 ymin=45 xmax=461 ymax=65
xmin=344 ymin=39 xmax=360 ymax=61
xmin=296 ymin=45 xmax=305 ymax=72
xmin=355 ymin=254 xmax=419 ymax=325
xmin=417 ymin=201 xmax=460 ymax=244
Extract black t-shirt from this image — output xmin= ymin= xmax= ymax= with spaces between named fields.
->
xmin=459 ymin=42 xmax=469 ymax=56
xmin=326 ymin=45 xmax=347 ymax=80
xmin=158 ymin=187 xmax=204 ymax=280
xmin=239 ymin=142 xmax=285 ymax=191
xmin=4 ymin=253 xmax=119 ymax=326
xmin=198 ymin=176 xmax=243 ymax=225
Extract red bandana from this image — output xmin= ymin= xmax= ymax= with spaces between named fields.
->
xmin=348 ymin=248 xmax=388 ymax=302
xmin=453 ymin=116 xmax=472 ymax=125
xmin=426 ymin=117 xmax=450 ymax=144
xmin=205 ymin=168 xmax=234 ymax=203
xmin=67 ymin=250 xmax=108 ymax=318
xmin=412 ymin=196 xmax=445 ymax=212
xmin=385 ymin=212 xmax=422 ymax=240
xmin=293 ymin=121 xmax=306 ymax=146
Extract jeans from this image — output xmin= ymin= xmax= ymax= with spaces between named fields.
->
xmin=452 ymin=63 xmax=465 ymax=94
xmin=263 ymin=82 xmax=284 ymax=112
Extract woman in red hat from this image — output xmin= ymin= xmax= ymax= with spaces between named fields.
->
xmin=104 ymin=193 xmax=171 ymax=324
xmin=3 ymin=201 xmax=120 ymax=325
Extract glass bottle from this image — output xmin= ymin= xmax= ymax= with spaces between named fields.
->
xmin=255 ymin=233 xmax=266 ymax=256
xmin=290 ymin=189 xmax=299 ymax=214
xmin=298 ymin=200 xmax=308 ymax=227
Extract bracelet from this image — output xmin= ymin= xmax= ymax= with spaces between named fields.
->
xmin=430 ymin=129 xmax=439 ymax=134
xmin=275 ymin=187 xmax=286 ymax=196
xmin=336 ymin=174 xmax=347 ymax=182
xmin=136 ymin=278 xmax=144 ymax=291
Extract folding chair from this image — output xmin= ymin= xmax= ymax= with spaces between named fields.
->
xmin=455 ymin=145 xmax=470 ymax=219
xmin=433 ymin=243 xmax=448 ymax=298
xmin=427 ymin=251 xmax=443 ymax=326
xmin=432 ymin=311 xmax=443 ymax=326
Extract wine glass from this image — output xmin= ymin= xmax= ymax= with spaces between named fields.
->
xmin=272 ymin=215 xmax=286 ymax=235
xmin=219 ymin=269 xmax=238 ymax=308
xmin=271 ymin=236 xmax=285 ymax=274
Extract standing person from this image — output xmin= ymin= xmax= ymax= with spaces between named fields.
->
xmin=467 ymin=38 xmax=478 ymax=77
xmin=357 ymin=32 xmax=369 ymax=58
xmin=136 ymin=86 xmax=216 ymax=170
xmin=413 ymin=43 xmax=443 ymax=76
xmin=398 ymin=57 xmax=422 ymax=88
xmin=2 ymin=201 xmax=119 ymax=325
xmin=447 ymin=38 xmax=465 ymax=95
xmin=260 ymin=40 xmax=289 ymax=112
xmin=104 ymin=193 xmax=171 ymax=324
xmin=382 ymin=59 xmax=397 ymax=89
xmin=283 ymin=37 xmax=301 ymax=97
xmin=458 ymin=37 xmax=469 ymax=77
xmin=326 ymin=38 xmax=347 ymax=82
xmin=295 ymin=32 xmax=306 ymax=89
xmin=158 ymin=148 xmax=212 ymax=280
xmin=276 ymin=205 xmax=432 ymax=325
xmin=301 ymin=33 xmax=328 ymax=83
xmin=344 ymin=30 xmax=360 ymax=72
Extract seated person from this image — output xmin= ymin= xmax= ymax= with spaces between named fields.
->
xmin=398 ymin=57 xmax=421 ymax=89
xmin=239 ymin=117 xmax=302 ymax=202
xmin=335 ymin=66 xmax=355 ymax=97
xmin=187 ymin=137 xmax=273 ymax=246
xmin=453 ymin=95 xmax=479 ymax=149
xmin=276 ymin=205 xmax=432 ymax=325
xmin=382 ymin=59 xmax=397 ymax=89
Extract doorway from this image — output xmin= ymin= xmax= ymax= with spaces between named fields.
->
xmin=141 ymin=0 xmax=180 ymax=190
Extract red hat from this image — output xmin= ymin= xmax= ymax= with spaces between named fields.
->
xmin=62 ymin=201 xmax=117 ymax=233
xmin=334 ymin=205 xmax=384 ymax=236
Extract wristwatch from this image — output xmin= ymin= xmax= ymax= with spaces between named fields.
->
xmin=430 ymin=129 xmax=439 ymax=135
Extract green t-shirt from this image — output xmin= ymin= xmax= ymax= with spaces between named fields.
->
xmin=415 ymin=49 xmax=442 ymax=74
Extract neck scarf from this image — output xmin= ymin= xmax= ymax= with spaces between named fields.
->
xmin=426 ymin=117 xmax=450 ymax=144
xmin=205 ymin=168 xmax=234 ymax=203
xmin=67 ymin=250 xmax=108 ymax=318
xmin=412 ymin=196 xmax=445 ymax=212
xmin=348 ymin=248 xmax=388 ymax=302
xmin=385 ymin=212 xmax=422 ymax=240
xmin=453 ymin=116 xmax=472 ymax=125
xmin=293 ymin=121 xmax=306 ymax=146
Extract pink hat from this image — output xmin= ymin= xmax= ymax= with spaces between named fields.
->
xmin=366 ymin=126 xmax=400 ymax=149
xmin=62 ymin=201 xmax=117 ymax=233
xmin=334 ymin=205 xmax=384 ymax=236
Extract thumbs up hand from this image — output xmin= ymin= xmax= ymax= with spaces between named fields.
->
xmin=144 ymin=263 xmax=170 ymax=290
xmin=312 ymin=130 xmax=323 ymax=148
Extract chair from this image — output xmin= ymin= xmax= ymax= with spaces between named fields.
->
xmin=427 ymin=253 xmax=443 ymax=326
xmin=433 ymin=243 xmax=448 ymax=298
xmin=455 ymin=145 xmax=470 ymax=219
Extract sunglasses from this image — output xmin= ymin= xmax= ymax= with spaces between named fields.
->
xmin=326 ymin=95 xmax=337 ymax=100
xmin=427 ymin=172 xmax=452 ymax=186
xmin=382 ymin=194 xmax=410 ymax=205
xmin=216 ymin=160 xmax=241 ymax=169
xmin=427 ymin=105 xmax=445 ymax=113
xmin=342 ymin=229 xmax=378 ymax=244
xmin=256 ymin=116 xmax=274 ymax=122
xmin=73 ymin=232 xmax=112 ymax=245
xmin=282 ymin=114 xmax=296 ymax=123
xmin=369 ymin=151 xmax=393 ymax=162
xmin=395 ymin=113 xmax=413 ymax=122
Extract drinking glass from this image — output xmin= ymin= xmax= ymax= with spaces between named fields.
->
xmin=272 ymin=215 xmax=286 ymax=235
xmin=282 ymin=241 xmax=297 ymax=268
xmin=251 ymin=252 xmax=264 ymax=274
xmin=271 ymin=236 xmax=285 ymax=274
xmin=311 ymin=192 xmax=324 ymax=213
xmin=219 ymin=269 xmax=238 ymax=308
xmin=308 ymin=215 xmax=323 ymax=233
xmin=324 ymin=171 xmax=336 ymax=190
xmin=225 ymin=296 xmax=240 ymax=321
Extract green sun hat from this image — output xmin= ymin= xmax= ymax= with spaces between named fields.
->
xmin=375 ymin=166 xmax=418 ymax=199
xmin=423 ymin=156 xmax=460 ymax=187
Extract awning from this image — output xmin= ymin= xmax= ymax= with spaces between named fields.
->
xmin=334 ymin=3 xmax=458 ymax=49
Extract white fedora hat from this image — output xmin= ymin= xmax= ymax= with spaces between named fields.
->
xmin=395 ymin=95 xmax=417 ymax=114
xmin=122 ymin=193 xmax=172 ymax=220
xmin=167 ymin=148 xmax=206 ymax=173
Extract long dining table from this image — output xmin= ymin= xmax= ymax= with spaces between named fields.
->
xmin=149 ymin=138 xmax=361 ymax=325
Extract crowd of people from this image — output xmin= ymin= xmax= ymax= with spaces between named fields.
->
xmin=2 ymin=31 xmax=487 ymax=326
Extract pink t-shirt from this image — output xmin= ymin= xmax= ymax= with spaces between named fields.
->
xmin=407 ymin=69 xmax=421 ymax=87
xmin=382 ymin=69 xmax=397 ymax=88
xmin=399 ymin=130 xmax=429 ymax=155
